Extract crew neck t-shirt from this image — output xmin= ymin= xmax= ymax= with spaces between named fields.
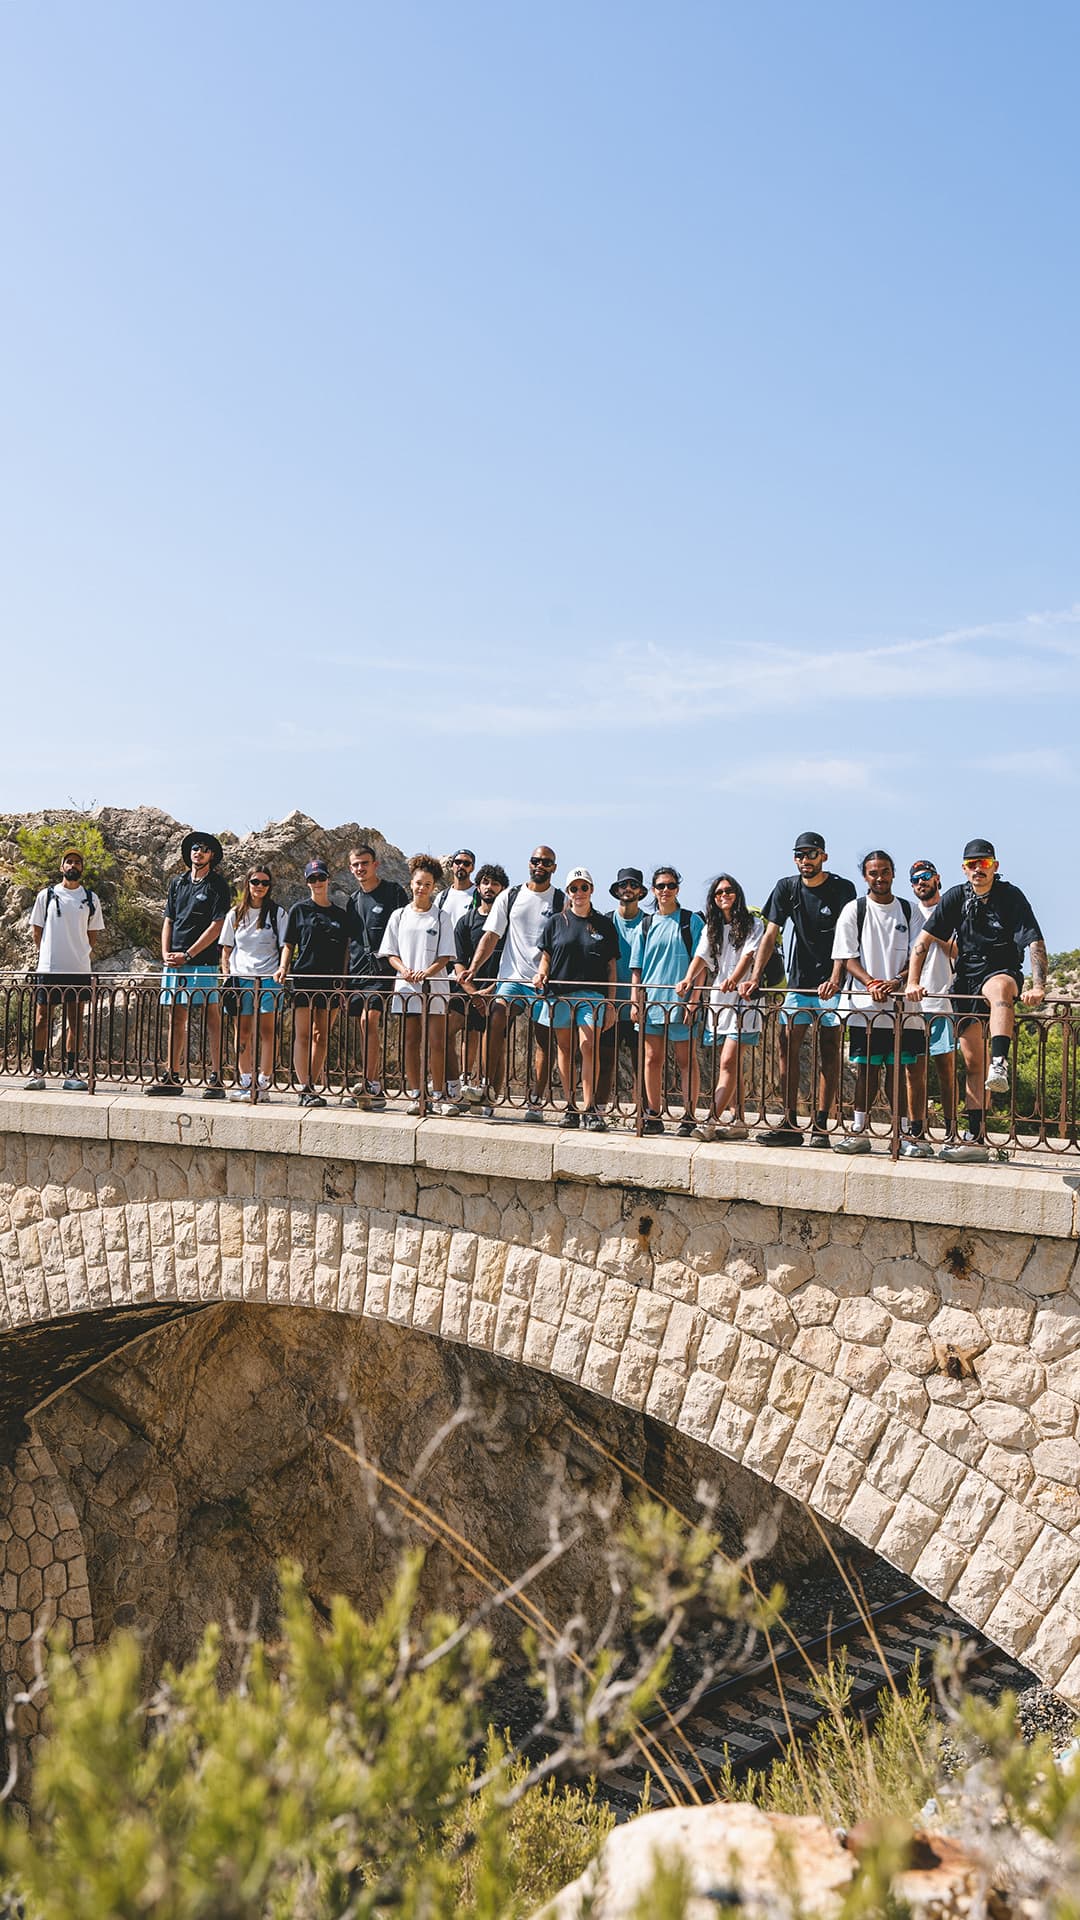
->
xmin=922 ymin=879 xmax=1042 ymax=989
xmin=283 ymin=900 xmax=349 ymax=979
xmin=485 ymin=885 xmax=562 ymax=983
xmin=832 ymin=895 xmax=920 ymax=1030
xmin=221 ymin=904 xmax=290 ymax=977
xmin=909 ymin=897 xmax=954 ymax=1013
xmin=30 ymin=884 xmax=105 ymax=973
xmin=165 ymin=871 xmax=232 ymax=968
xmin=437 ymin=887 xmax=476 ymax=930
xmin=456 ymin=904 xmax=504 ymax=983
xmin=629 ymin=909 xmax=705 ymax=1004
xmin=604 ymin=908 xmax=648 ymax=1014
xmin=379 ymin=904 xmax=457 ymax=1007
xmin=761 ymin=872 xmax=857 ymax=990
xmin=537 ymin=910 xmax=619 ymax=993
xmin=345 ymin=879 xmax=409 ymax=980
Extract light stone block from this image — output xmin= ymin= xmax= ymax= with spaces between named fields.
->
xmin=696 ymin=1319 xmax=739 ymax=1378
xmin=949 ymin=1543 xmax=1010 ymax=1630
xmin=734 ymin=1286 xmax=796 ymax=1346
xmin=1020 ymin=1240 xmax=1079 ymax=1298
xmin=742 ymin=1406 xmax=795 ymax=1478
xmin=1012 ymin=1526 xmax=1080 ymax=1611
xmin=612 ymin=1340 xmax=658 ymax=1411
xmin=205 ymin=1106 xmax=303 ymax=1153
xmin=842 ymin=1480 xmax=894 ymax=1547
xmin=904 ymin=1444 xmax=966 ymax=1515
xmin=707 ymin=1396 xmax=754 ymax=1460
xmin=912 ymin=1534 xmax=968 ymax=1600
xmin=794 ymin=1374 xmax=849 ymax=1453
xmin=845 ymin=1159 xmax=1075 ymax=1239
xmin=629 ymin=1292 xmax=672 ymax=1349
xmin=772 ymin=1437 xmax=823 ymax=1502
xmin=675 ymin=1370 xmax=723 ymax=1442
xmin=877 ymin=1493 xmax=939 ymax=1573
xmin=298 ymin=1112 xmax=418 ymax=1164
xmin=0 ymin=1090 xmax=112 ymax=1141
xmin=645 ymin=1364 xmax=687 ymax=1424
xmin=693 ymin=1145 xmax=847 ymax=1215
xmin=982 ymin=1588 xmax=1042 ymax=1659
xmin=522 ymin=1317 xmax=558 ymax=1371
xmin=971 ymin=1403 xmax=1036 ymax=1451
xmin=1018 ymin=1609 xmax=1080 ymax=1685
xmin=809 ymin=1445 xmax=863 ymax=1523
xmin=418 ymin=1119 xmax=552 ymax=1182
xmin=555 ymin=1132 xmax=692 ymax=1191
xmin=550 ymin=1315 xmax=590 ymax=1382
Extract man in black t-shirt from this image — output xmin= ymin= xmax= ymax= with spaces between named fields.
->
xmin=742 ymin=831 xmax=856 ymax=1147
xmin=452 ymin=863 xmax=507 ymax=1110
xmin=277 ymin=859 xmax=350 ymax=1107
xmin=343 ymin=845 xmax=408 ymax=1111
xmin=906 ymin=838 xmax=1047 ymax=1163
xmin=148 ymin=832 xmax=232 ymax=1097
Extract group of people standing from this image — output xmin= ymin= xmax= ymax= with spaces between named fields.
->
xmin=22 ymin=828 xmax=1048 ymax=1165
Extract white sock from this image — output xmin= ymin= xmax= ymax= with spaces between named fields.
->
xmin=238 ymin=1072 xmax=251 ymax=1088
xmin=257 ymin=1073 xmax=270 ymax=1089
xmin=853 ymin=1110 xmax=867 ymax=1132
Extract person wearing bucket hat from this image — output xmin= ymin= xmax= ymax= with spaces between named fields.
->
xmin=906 ymin=838 xmax=1047 ymax=1163
xmin=596 ymin=867 xmax=649 ymax=1116
xmin=147 ymin=833 xmax=231 ymax=1097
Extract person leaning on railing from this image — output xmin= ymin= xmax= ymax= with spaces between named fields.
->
xmin=596 ymin=866 xmax=649 ymax=1120
xmin=906 ymin=837 xmax=1048 ymax=1165
xmin=377 ymin=854 xmax=462 ymax=1118
xmin=630 ymin=867 xmax=704 ymax=1138
xmin=24 ymin=846 xmax=105 ymax=1093
xmin=148 ymin=832 xmax=230 ymax=1098
xmin=532 ymin=868 xmax=617 ymax=1133
xmin=676 ymin=874 xmax=761 ymax=1143
xmin=220 ymin=866 xmax=289 ymax=1103
xmin=451 ymin=862 xmax=508 ymax=1114
xmin=275 ymin=859 xmax=349 ymax=1109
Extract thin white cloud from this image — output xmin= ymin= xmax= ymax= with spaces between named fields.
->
xmin=972 ymin=747 xmax=1075 ymax=782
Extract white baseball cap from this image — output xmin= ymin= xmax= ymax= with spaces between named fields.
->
xmin=565 ymin=867 xmax=593 ymax=887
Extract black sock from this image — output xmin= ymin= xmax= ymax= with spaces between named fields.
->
xmin=990 ymin=1035 xmax=1010 ymax=1061
xmin=813 ymin=1110 xmax=828 ymax=1132
xmin=32 ymin=1050 xmax=45 ymax=1073
xmin=64 ymin=1053 xmax=76 ymax=1074
xmin=966 ymin=1106 xmax=984 ymax=1140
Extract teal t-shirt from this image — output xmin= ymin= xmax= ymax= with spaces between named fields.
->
xmin=629 ymin=910 xmax=705 ymax=1002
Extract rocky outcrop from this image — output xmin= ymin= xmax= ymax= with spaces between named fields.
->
xmin=0 ymin=807 xmax=409 ymax=972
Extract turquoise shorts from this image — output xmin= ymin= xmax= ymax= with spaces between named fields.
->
xmin=929 ymin=1015 xmax=955 ymax=1058
xmin=160 ymin=965 xmax=221 ymax=1007
xmin=226 ymin=979 xmax=285 ymax=1016
xmin=495 ymin=979 xmax=541 ymax=1008
xmin=780 ymin=990 xmax=840 ymax=1028
xmin=535 ymin=990 xmax=607 ymax=1030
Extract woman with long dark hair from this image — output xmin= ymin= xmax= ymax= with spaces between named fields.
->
xmin=533 ymin=867 xmax=618 ymax=1129
xmin=677 ymin=873 xmax=763 ymax=1141
xmin=630 ymin=866 xmax=704 ymax=1136
xmin=220 ymin=866 xmax=289 ymax=1100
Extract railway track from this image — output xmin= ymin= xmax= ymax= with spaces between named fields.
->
xmin=602 ymin=1589 xmax=1038 ymax=1811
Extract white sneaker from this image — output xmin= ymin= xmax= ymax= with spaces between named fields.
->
xmin=432 ymin=1098 xmax=463 ymax=1117
xmin=832 ymin=1132 xmax=872 ymax=1155
xmin=938 ymin=1136 xmax=990 ymax=1164
xmin=406 ymin=1091 xmax=423 ymax=1116
xmin=898 ymin=1137 xmax=934 ymax=1160
xmin=985 ymin=1058 xmax=1010 ymax=1092
xmin=447 ymin=1079 xmax=462 ymax=1100
xmin=460 ymin=1083 xmax=484 ymax=1106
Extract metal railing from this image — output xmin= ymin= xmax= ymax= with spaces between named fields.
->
xmin=2 ymin=972 xmax=1077 ymax=1159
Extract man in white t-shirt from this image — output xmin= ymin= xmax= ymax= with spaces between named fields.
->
xmin=437 ymin=849 xmax=477 ymax=1096
xmin=25 ymin=847 xmax=106 ymax=1091
xmin=461 ymin=845 xmax=565 ymax=1119
xmin=905 ymin=858 xmax=957 ymax=1144
xmin=825 ymin=850 xmax=926 ymax=1156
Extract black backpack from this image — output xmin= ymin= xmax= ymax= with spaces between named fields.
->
xmin=46 ymin=883 xmax=97 ymax=920
xmin=855 ymin=895 xmax=912 ymax=946
xmin=505 ymin=882 xmax=565 ymax=916
xmin=638 ymin=907 xmax=696 ymax=963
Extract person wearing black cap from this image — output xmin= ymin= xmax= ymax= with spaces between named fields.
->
xmin=596 ymin=867 xmax=649 ymax=1117
xmin=343 ymin=845 xmax=408 ymax=1111
xmin=905 ymin=859 xmax=957 ymax=1147
xmin=148 ymin=832 xmax=231 ymax=1097
xmin=906 ymin=839 xmax=1047 ymax=1163
xmin=276 ymin=859 xmax=350 ymax=1107
xmin=436 ymin=850 xmax=478 ymax=1098
xmin=742 ymin=832 xmax=856 ymax=1147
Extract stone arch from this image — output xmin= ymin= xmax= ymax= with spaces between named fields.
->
xmin=0 ymin=1126 xmax=1078 ymax=1703
xmin=0 ymin=1434 xmax=93 ymax=1792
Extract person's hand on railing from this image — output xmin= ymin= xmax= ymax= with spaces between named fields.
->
xmin=1022 ymin=983 xmax=1047 ymax=1008
xmin=904 ymin=979 xmax=927 ymax=1001
xmin=817 ymin=977 xmax=839 ymax=1001
xmin=867 ymin=977 xmax=891 ymax=1003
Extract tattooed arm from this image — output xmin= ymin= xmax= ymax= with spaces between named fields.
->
xmin=904 ymin=928 xmax=941 ymax=998
xmin=1023 ymin=938 xmax=1048 ymax=1006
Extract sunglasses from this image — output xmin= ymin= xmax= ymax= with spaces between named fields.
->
xmin=714 ymin=887 xmax=736 ymax=898
xmin=963 ymin=857 xmax=995 ymax=872
xmin=452 ymin=860 xmax=474 ymax=869
xmin=654 ymin=880 xmax=678 ymax=890
xmin=530 ymin=858 xmax=555 ymax=868
xmin=568 ymin=882 xmax=592 ymax=894
xmin=249 ymin=877 xmax=270 ymax=888
xmin=910 ymin=871 xmax=937 ymax=883
xmin=794 ymin=850 xmax=823 ymax=861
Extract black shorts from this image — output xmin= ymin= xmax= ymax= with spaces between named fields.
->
xmin=952 ymin=969 xmax=1022 ymax=1033
xmin=346 ymin=980 xmax=392 ymax=1017
xmin=290 ymin=978 xmax=346 ymax=1013
xmin=848 ymin=1022 xmax=927 ymax=1066
xmin=34 ymin=971 xmax=93 ymax=1007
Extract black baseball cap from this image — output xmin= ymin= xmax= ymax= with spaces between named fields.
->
xmin=793 ymin=831 xmax=826 ymax=853
xmin=304 ymin=858 xmax=329 ymax=880
xmin=962 ymin=838 xmax=996 ymax=861
xmin=909 ymin=859 xmax=938 ymax=879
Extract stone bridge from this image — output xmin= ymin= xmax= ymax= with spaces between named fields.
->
xmin=1 ymin=1087 xmax=1079 ymax=1766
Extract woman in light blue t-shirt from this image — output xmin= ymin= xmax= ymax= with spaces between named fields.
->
xmin=629 ymin=867 xmax=704 ymax=1137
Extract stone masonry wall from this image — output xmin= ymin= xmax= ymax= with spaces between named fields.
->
xmin=0 ymin=1104 xmax=1078 ymax=1702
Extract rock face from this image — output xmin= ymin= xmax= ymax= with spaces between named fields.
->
xmin=0 ymin=807 xmax=409 ymax=971
xmin=35 ymin=1306 xmax=821 ymax=1684
xmin=531 ymin=1804 xmax=1006 ymax=1920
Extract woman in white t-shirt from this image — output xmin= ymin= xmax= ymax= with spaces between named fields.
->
xmin=379 ymin=855 xmax=462 ymax=1117
xmin=220 ymin=867 xmax=289 ymax=1101
xmin=676 ymin=874 xmax=762 ymax=1142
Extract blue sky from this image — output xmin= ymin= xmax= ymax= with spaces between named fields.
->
xmin=3 ymin=2 xmax=1077 ymax=943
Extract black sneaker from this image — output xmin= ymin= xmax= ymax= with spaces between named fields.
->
xmin=558 ymin=1108 xmax=580 ymax=1129
xmin=583 ymin=1109 xmax=608 ymax=1133
xmin=298 ymin=1087 xmax=327 ymax=1109
xmin=807 ymin=1130 xmax=832 ymax=1150
xmin=146 ymin=1073 xmax=183 ymax=1097
xmin=202 ymin=1074 xmax=226 ymax=1101
xmin=675 ymin=1117 xmax=696 ymax=1139
xmin=642 ymin=1113 xmax=665 ymax=1137
xmin=756 ymin=1124 xmax=803 ymax=1147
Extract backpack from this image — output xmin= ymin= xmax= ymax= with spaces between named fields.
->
xmin=638 ymin=907 xmax=696 ymax=963
xmin=436 ymin=885 xmax=477 ymax=913
xmin=855 ymin=895 xmax=912 ymax=947
xmin=46 ymin=883 xmax=97 ymax=920
xmin=505 ymin=882 xmax=565 ymax=916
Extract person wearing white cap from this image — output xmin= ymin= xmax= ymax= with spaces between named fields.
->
xmin=532 ymin=869 xmax=618 ymax=1130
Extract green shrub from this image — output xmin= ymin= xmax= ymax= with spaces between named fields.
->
xmin=13 ymin=823 xmax=115 ymax=894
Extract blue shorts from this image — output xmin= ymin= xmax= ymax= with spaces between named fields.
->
xmin=638 ymin=1005 xmax=693 ymax=1043
xmin=495 ymin=980 xmax=541 ymax=1008
xmin=160 ymin=965 xmax=221 ymax=1007
xmin=535 ymin=990 xmax=607 ymax=1030
xmin=703 ymin=1025 xmax=760 ymax=1047
xmin=929 ymin=1015 xmax=955 ymax=1058
xmin=780 ymin=990 xmax=840 ymax=1028
xmin=226 ymin=979 xmax=285 ymax=1016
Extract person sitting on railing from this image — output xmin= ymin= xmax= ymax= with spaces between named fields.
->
xmin=460 ymin=847 xmax=564 ymax=1123
xmin=596 ymin=867 xmax=649 ymax=1122
xmin=275 ymin=859 xmax=349 ymax=1109
xmin=630 ymin=867 xmax=704 ymax=1138
xmin=742 ymin=831 xmax=856 ymax=1150
xmin=452 ymin=863 xmax=508 ymax=1113
xmin=220 ymin=866 xmax=289 ymax=1103
xmin=906 ymin=837 xmax=1048 ymax=1165
xmin=825 ymin=850 xmax=927 ymax=1159
xmin=378 ymin=854 xmax=462 ymax=1117
xmin=905 ymin=859 xmax=958 ymax=1145
xmin=676 ymin=874 xmax=761 ymax=1144
xmin=532 ymin=868 xmax=617 ymax=1133
xmin=24 ymin=846 xmax=105 ymax=1094
xmin=148 ymin=832 xmax=230 ymax=1099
